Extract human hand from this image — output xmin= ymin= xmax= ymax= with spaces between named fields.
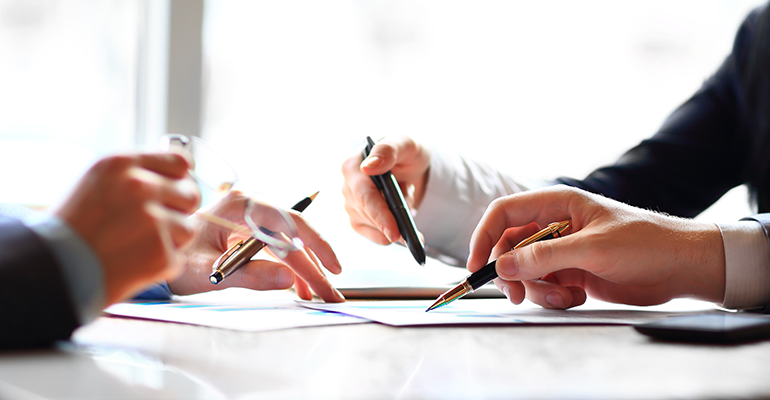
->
xmin=169 ymin=191 xmax=345 ymax=302
xmin=341 ymin=136 xmax=431 ymax=244
xmin=53 ymin=152 xmax=201 ymax=306
xmin=467 ymin=185 xmax=725 ymax=309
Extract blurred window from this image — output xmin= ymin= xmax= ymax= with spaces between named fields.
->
xmin=0 ymin=0 xmax=144 ymax=206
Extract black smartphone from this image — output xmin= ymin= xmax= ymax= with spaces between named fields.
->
xmin=635 ymin=313 xmax=770 ymax=344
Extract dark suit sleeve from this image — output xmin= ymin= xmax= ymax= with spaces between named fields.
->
xmin=555 ymin=9 xmax=759 ymax=218
xmin=0 ymin=217 xmax=79 ymax=348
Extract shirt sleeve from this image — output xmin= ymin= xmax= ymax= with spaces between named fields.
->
xmin=719 ymin=220 xmax=770 ymax=310
xmin=24 ymin=214 xmax=106 ymax=325
xmin=414 ymin=149 xmax=533 ymax=264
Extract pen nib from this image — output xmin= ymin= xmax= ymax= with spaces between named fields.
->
xmin=425 ymin=281 xmax=470 ymax=312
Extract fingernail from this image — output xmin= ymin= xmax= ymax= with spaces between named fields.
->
xmin=362 ymin=156 xmax=382 ymax=169
xmin=546 ymin=292 xmax=566 ymax=308
xmin=497 ymin=254 xmax=518 ymax=277
xmin=277 ymin=269 xmax=294 ymax=288
xmin=501 ymin=285 xmax=511 ymax=300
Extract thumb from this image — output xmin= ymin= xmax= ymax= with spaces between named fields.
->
xmin=361 ymin=139 xmax=398 ymax=176
xmin=496 ymin=237 xmax=572 ymax=281
xmin=361 ymin=136 xmax=418 ymax=176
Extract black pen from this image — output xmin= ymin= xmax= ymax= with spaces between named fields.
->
xmin=364 ymin=136 xmax=426 ymax=266
xmin=426 ymin=220 xmax=571 ymax=312
xmin=209 ymin=192 xmax=318 ymax=284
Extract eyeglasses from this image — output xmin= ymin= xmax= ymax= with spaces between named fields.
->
xmin=160 ymin=134 xmax=303 ymax=259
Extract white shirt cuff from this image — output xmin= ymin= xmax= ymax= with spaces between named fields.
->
xmin=719 ymin=220 xmax=770 ymax=310
xmin=415 ymin=150 xmax=528 ymax=264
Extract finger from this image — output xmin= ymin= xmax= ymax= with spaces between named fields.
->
xmin=360 ymin=136 xmax=404 ymax=175
xmin=348 ymin=217 xmax=392 ymax=245
xmin=156 ymin=211 xmax=188 ymax=282
xmin=159 ymin=176 xmax=201 ymax=214
xmin=210 ymin=259 xmax=296 ymax=291
xmin=493 ymin=279 xmax=526 ymax=304
xmin=343 ymin=166 xmax=400 ymax=243
xmin=128 ymin=165 xmax=200 ymax=215
xmin=541 ymin=273 xmax=588 ymax=308
xmin=520 ymin=279 xmax=586 ymax=309
xmin=489 ymin=223 xmax=541 ymax=261
xmin=468 ymin=186 xmax=581 ymax=278
xmin=280 ymin=247 xmax=345 ymax=303
xmin=163 ymin=208 xmax=198 ymax=249
xmin=143 ymin=202 xmax=197 ymax=251
xmin=292 ymin=213 xmax=342 ymax=274
xmin=495 ymin=232 xmax=588 ymax=282
xmin=294 ymin=276 xmax=313 ymax=300
xmin=135 ymin=152 xmax=191 ymax=179
xmin=343 ymin=198 xmax=391 ymax=245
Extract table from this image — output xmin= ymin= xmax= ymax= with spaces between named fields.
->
xmin=1 ymin=314 xmax=769 ymax=399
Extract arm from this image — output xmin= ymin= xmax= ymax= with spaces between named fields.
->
xmin=0 ymin=152 xmax=200 ymax=348
xmin=555 ymin=8 xmax=762 ymax=218
xmin=467 ymin=186 xmax=728 ymax=309
xmin=341 ymin=136 xmax=529 ymax=265
xmin=0 ymin=217 xmax=80 ymax=348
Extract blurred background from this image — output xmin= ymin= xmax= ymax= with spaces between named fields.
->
xmin=0 ymin=0 xmax=766 ymax=254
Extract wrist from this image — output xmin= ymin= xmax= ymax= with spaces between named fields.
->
xmin=672 ymin=221 xmax=725 ymax=303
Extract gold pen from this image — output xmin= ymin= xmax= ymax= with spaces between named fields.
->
xmin=209 ymin=192 xmax=318 ymax=284
xmin=426 ymin=220 xmax=571 ymax=312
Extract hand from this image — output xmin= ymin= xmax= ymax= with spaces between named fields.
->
xmin=467 ymin=185 xmax=726 ymax=309
xmin=341 ymin=136 xmax=431 ymax=244
xmin=169 ymin=191 xmax=345 ymax=302
xmin=53 ymin=153 xmax=201 ymax=306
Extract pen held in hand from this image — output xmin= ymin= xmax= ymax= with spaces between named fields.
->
xmin=209 ymin=192 xmax=318 ymax=284
xmin=363 ymin=136 xmax=426 ymax=266
xmin=425 ymin=220 xmax=571 ymax=312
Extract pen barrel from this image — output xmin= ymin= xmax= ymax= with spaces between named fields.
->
xmin=364 ymin=136 xmax=426 ymax=265
xmin=468 ymin=260 xmax=498 ymax=291
xmin=292 ymin=197 xmax=312 ymax=213
xmin=217 ymin=238 xmax=266 ymax=278
xmin=380 ymin=174 xmax=424 ymax=261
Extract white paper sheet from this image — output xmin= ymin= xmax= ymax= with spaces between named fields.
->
xmin=298 ymin=297 xmax=727 ymax=326
xmin=105 ymin=289 xmax=366 ymax=332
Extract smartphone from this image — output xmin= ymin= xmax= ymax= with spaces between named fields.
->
xmin=634 ymin=313 xmax=770 ymax=344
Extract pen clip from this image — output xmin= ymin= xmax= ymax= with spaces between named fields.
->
xmin=214 ymin=240 xmax=245 ymax=270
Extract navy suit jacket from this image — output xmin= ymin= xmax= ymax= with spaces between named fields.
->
xmin=557 ymin=5 xmax=770 ymax=312
xmin=0 ymin=216 xmax=79 ymax=348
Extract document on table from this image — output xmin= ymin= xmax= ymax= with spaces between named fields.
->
xmin=104 ymin=289 xmax=367 ymax=332
xmin=298 ymin=298 xmax=727 ymax=327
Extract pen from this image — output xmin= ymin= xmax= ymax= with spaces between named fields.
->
xmin=209 ymin=192 xmax=318 ymax=284
xmin=426 ymin=220 xmax=571 ymax=312
xmin=363 ymin=136 xmax=426 ymax=266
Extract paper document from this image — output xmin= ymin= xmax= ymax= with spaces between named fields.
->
xmin=298 ymin=298 xmax=726 ymax=327
xmin=105 ymin=289 xmax=366 ymax=332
